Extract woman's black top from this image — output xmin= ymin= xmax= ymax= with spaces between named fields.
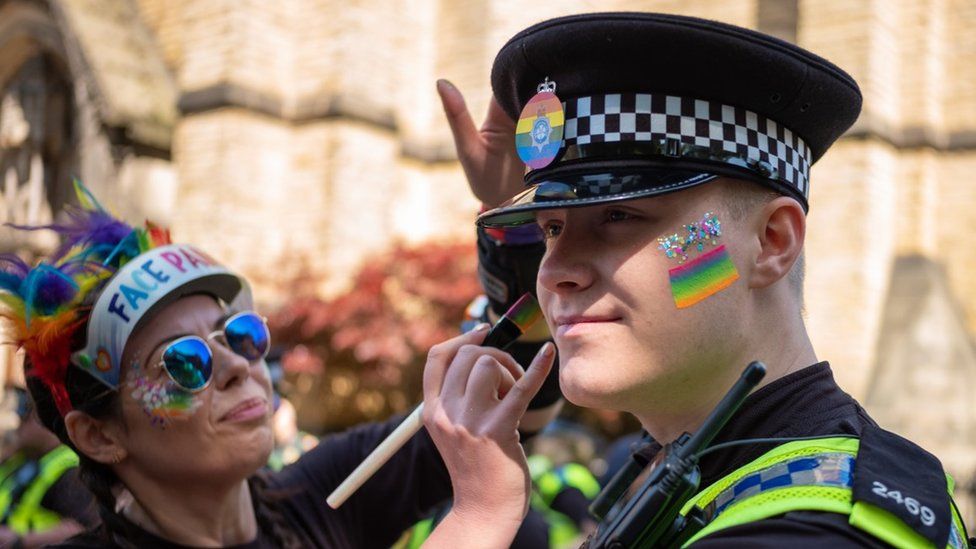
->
xmin=53 ymin=414 xmax=451 ymax=548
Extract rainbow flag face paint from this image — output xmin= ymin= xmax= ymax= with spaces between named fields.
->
xmin=516 ymin=83 xmax=564 ymax=169
xmin=668 ymin=245 xmax=740 ymax=309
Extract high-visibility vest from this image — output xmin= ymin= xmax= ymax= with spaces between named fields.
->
xmin=678 ymin=436 xmax=969 ymax=548
xmin=0 ymin=452 xmax=26 ymax=487
xmin=403 ymin=458 xmax=603 ymax=549
xmin=0 ymin=445 xmax=79 ymax=534
xmin=529 ymin=455 xmax=601 ymax=548
xmin=0 ymin=451 xmax=27 ymax=520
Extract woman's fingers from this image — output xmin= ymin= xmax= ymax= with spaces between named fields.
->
xmin=484 ymin=96 xmax=516 ymax=135
xmin=465 ymin=355 xmax=519 ymax=405
xmin=423 ymin=324 xmax=489 ymax=404
xmin=421 ymin=340 xmax=555 ymax=547
xmin=436 ymin=79 xmax=481 ymax=164
xmin=436 ymin=79 xmax=524 ymax=208
xmin=442 ymin=345 xmax=523 ymax=400
xmin=499 ymin=342 xmax=556 ymax=418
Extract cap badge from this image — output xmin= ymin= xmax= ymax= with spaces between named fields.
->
xmin=516 ymin=78 xmax=564 ymax=169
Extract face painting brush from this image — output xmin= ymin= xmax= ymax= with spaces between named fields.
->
xmin=326 ymin=293 xmax=543 ymax=509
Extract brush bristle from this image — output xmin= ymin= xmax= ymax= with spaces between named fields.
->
xmin=503 ymin=293 xmax=542 ymax=332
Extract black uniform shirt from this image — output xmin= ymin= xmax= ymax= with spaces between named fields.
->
xmin=682 ymin=361 xmax=891 ymax=547
xmin=41 ymin=467 xmax=100 ymax=529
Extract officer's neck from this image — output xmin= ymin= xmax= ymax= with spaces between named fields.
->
xmin=635 ymin=302 xmax=817 ymax=445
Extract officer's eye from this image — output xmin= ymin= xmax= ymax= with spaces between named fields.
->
xmin=605 ymin=209 xmax=635 ymax=223
xmin=541 ymin=221 xmax=563 ymax=239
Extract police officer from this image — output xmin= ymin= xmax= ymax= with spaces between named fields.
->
xmin=0 ymin=389 xmax=95 ymax=547
xmin=424 ymin=12 xmax=974 ymax=548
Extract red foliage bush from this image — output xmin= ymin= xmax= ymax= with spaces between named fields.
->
xmin=268 ymin=241 xmax=481 ymax=432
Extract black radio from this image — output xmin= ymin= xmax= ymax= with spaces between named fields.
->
xmin=585 ymin=362 xmax=767 ymax=549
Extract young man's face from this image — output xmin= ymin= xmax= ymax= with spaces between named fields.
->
xmin=535 ymin=179 xmax=755 ymax=421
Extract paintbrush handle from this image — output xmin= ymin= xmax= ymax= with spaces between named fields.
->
xmin=326 ymin=403 xmax=425 ymax=509
xmin=327 ymin=293 xmax=540 ymax=509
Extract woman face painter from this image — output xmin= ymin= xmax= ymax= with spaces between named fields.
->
xmin=0 ymin=182 xmax=462 ymax=547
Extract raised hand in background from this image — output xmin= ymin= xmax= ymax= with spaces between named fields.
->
xmin=436 ymin=80 xmax=525 ymax=209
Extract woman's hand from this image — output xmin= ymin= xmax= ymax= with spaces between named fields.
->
xmin=436 ymin=80 xmax=526 ymax=208
xmin=422 ymin=324 xmax=556 ymax=548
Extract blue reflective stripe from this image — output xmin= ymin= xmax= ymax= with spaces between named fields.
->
xmin=704 ymin=452 xmax=855 ymax=521
xmin=949 ymin=519 xmax=965 ymax=549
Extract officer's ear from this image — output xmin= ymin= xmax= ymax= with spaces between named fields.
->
xmin=64 ymin=410 xmax=128 ymax=465
xmin=747 ymin=196 xmax=805 ymax=290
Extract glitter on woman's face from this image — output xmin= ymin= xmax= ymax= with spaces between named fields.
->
xmin=126 ymin=361 xmax=202 ymax=429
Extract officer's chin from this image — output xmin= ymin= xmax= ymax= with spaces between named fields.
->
xmin=558 ymin=359 xmax=623 ymax=409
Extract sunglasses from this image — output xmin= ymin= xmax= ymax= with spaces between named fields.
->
xmin=158 ymin=311 xmax=271 ymax=392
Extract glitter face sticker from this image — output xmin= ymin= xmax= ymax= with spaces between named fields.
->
xmin=126 ymin=361 xmax=202 ymax=428
xmin=657 ymin=212 xmax=723 ymax=263
xmin=516 ymin=79 xmax=564 ymax=170
xmin=668 ymin=245 xmax=740 ymax=309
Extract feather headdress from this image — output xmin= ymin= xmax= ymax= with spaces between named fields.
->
xmin=0 ymin=180 xmax=171 ymax=416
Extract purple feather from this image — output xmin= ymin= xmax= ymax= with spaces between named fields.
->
xmin=52 ymin=207 xmax=132 ymax=260
xmin=0 ymin=254 xmax=30 ymax=293
xmin=18 ymin=265 xmax=78 ymax=324
xmin=7 ymin=206 xmax=133 ymax=263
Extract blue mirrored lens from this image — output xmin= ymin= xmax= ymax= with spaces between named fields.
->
xmin=162 ymin=337 xmax=213 ymax=391
xmin=224 ymin=313 xmax=270 ymax=361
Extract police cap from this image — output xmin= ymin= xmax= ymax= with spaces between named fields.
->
xmin=478 ymin=12 xmax=862 ymax=227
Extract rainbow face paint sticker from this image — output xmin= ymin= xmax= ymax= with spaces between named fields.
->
xmin=516 ymin=79 xmax=564 ymax=169
xmin=126 ymin=361 xmax=202 ymax=428
xmin=668 ymin=245 xmax=740 ymax=309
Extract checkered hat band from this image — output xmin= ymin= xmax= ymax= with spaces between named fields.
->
xmin=701 ymin=452 xmax=854 ymax=522
xmin=562 ymin=94 xmax=812 ymax=195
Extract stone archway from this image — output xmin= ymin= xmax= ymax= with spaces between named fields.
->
xmin=0 ymin=1 xmax=76 ymax=260
xmin=867 ymin=255 xmax=976 ymax=524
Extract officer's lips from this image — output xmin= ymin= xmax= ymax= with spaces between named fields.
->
xmin=553 ymin=314 xmax=623 ymax=337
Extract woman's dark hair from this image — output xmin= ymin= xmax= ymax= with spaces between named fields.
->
xmin=25 ymin=309 xmax=307 ymax=548
xmin=27 ymin=311 xmax=124 ymax=515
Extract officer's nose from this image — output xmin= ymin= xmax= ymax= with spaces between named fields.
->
xmin=538 ymin=226 xmax=596 ymax=295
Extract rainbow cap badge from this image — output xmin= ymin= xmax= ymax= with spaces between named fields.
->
xmin=516 ymin=78 xmax=564 ymax=169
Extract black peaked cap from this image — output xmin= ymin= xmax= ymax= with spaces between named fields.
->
xmin=491 ymin=12 xmax=861 ymax=164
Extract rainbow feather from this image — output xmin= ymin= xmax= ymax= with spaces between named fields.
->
xmin=0 ymin=181 xmax=172 ymax=415
xmin=72 ymin=178 xmax=104 ymax=212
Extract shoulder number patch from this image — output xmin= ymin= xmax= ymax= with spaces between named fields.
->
xmin=852 ymin=425 xmax=951 ymax=547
